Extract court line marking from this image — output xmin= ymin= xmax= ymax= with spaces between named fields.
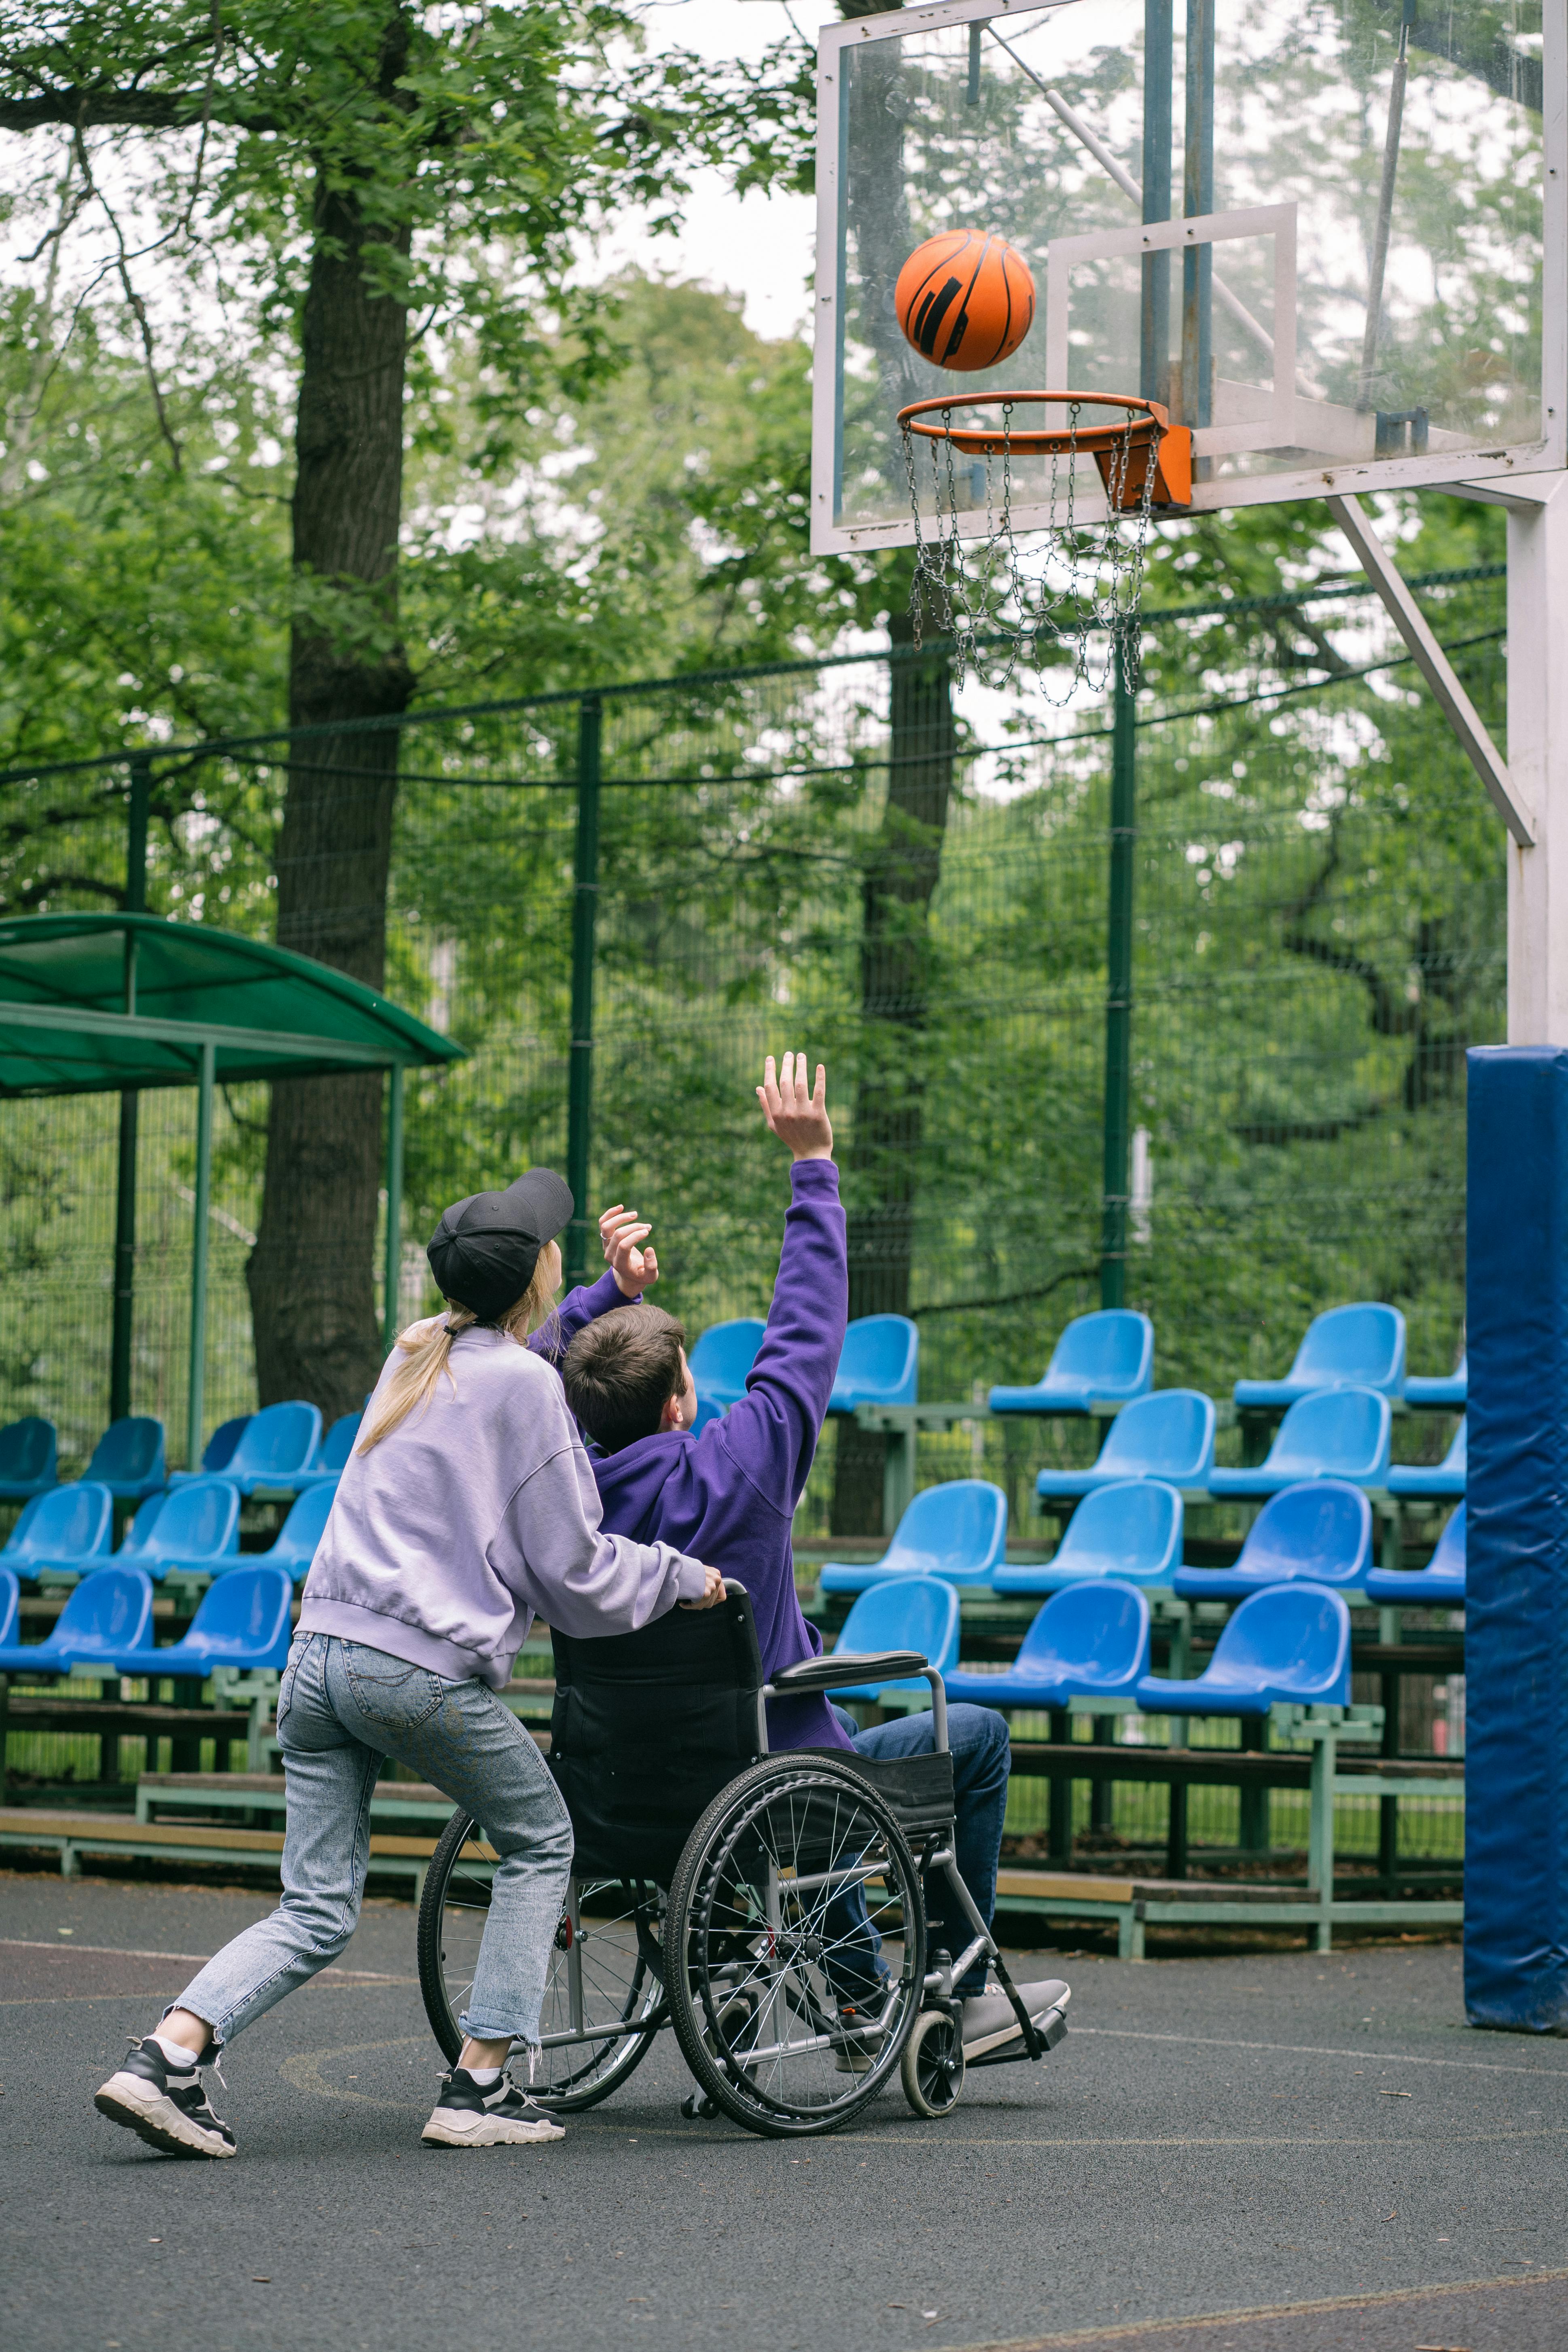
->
xmin=0 ymin=1983 xmax=418 ymax=2006
xmin=939 ymin=2266 xmax=1568 ymax=2350
xmin=280 ymin=2034 xmax=431 ymax=2110
xmin=0 ymin=1937 xmax=398 ymax=1979
xmin=1073 ymin=2024 xmax=1568 ymax=2078
xmin=277 ymin=2044 xmax=1568 ymax=2148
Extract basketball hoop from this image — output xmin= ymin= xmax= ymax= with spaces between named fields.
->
xmin=896 ymin=392 xmax=1193 ymax=696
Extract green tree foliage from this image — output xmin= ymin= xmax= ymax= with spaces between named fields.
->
xmin=0 ymin=0 xmax=818 ymax=1416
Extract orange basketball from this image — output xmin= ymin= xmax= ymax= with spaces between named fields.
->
xmin=895 ymin=230 xmax=1035 ymax=372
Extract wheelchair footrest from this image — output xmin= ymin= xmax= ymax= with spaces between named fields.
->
xmin=968 ymin=2004 xmax=1069 ymax=2069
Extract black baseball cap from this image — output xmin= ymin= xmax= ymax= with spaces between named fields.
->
xmin=426 ymin=1168 xmax=574 ymax=1326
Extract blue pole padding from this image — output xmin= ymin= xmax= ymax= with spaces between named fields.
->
xmin=1464 ymin=1047 xmax=1568 ymax=2029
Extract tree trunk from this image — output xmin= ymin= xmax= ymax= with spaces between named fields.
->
xmin=832 ymin=596 xmax=956 ymax=1534
xmin=245 ymin=144 xmax=413 ymax=1420
xmin=830 ymin=1 xmax=958 ymax=1536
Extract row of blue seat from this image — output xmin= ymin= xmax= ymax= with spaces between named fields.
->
xmin=827 ymin=1575 xmax=1354 ymax=1714
xmin=0 ymin=1404 xmax=362 ymax=1506
xmin=819 ymin=1477 xmax=1465 ymax=1602
xmin=1028 ymin=1387 xmax=1466 ymax=1499
xmin=0 ymin=1563 xmax=292 ymax=1676
xmin=0 ymin=1479 xmax=333 ymax=1587
xmin=690 ymin=1304 xmax=1467 ymax=1422
xmin=0 ymin=1554 xmax=1354 ymax=1719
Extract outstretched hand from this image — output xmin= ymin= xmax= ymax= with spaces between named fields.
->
xmin=756 ymin=1052 xmax=833 ymax=1163
xmin=599 ymin=1204 xmax=659 ymax=1298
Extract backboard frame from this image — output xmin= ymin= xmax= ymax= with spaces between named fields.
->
xmin=811 ymin=0 xmax=1568 ymax=556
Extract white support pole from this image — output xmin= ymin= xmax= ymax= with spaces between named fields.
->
xmin=1505 ymin=474 xmax=1568 ymax=1043
xmin=1326 ymin=492 xmax=1532 ymax=848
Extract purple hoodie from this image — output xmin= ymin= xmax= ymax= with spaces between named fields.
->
xmin=585 ymin=1160 xmax=855 ymax=1753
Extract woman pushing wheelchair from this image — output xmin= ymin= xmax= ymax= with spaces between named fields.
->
xmin=95 ymin=1178 xmax=721 ymax=2159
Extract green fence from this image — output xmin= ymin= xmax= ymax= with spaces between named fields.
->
xmin=0 ymin=566 xmax=1503 ymax=1511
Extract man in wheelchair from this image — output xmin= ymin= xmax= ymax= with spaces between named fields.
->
xmin=562 ymin=1051 xmax=1069 ymax=2077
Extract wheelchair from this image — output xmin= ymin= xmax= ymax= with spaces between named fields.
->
xmin=417 ymin=1583 xmax=1068 ymax=2140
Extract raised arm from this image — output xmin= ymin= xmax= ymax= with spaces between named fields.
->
xmin=710 ymin=1055 xmax=847 ymax=1514
xmin=530 ymin=1205 xmax=659 ymax=1365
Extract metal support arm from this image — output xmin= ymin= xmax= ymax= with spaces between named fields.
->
xmin=1326 ymin=492 xmax=1532 ymax=845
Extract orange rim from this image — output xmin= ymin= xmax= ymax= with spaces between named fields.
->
xmin=897 ymin=390 xmax=1169 ymax=461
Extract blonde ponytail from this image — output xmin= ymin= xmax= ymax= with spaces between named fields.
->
xmin=357 ymin=1252 xmax=562 ymax=1454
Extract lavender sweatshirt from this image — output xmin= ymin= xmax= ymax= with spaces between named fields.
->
xmin=300 ymin=1272 xmax=709 ymax=1689
xmin=587 ymin=1161 xmax=855 ymax=1753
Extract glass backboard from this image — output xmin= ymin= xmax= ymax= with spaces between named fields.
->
xmin=811 ymin=0 xmax=1565 ymax=552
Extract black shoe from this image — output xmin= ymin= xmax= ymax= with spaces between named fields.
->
xmin=833 ymin=1992 xmax=890 ymax=2076
xmin=421 ymin=2068 xmax=565 ymax=2148
xmin=95 ymin=2038 xmax=236 ymax=2159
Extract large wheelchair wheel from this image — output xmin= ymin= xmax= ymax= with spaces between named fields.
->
xmin=663 ymin=1754 xmax=927 ymax=2139
xmin=417 ymin=1810 xmax=663 ymax=2112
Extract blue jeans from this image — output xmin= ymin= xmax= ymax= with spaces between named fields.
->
xmin=172 ymin=1634 xmax=573 ymax=2052
xmin=825 ymin=1702 xmax=1011 ymax=2004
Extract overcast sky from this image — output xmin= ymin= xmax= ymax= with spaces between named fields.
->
xmin=615 ymin=0 xmax=819 ymax=342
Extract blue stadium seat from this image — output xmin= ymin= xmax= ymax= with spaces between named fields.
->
xmin=117 ymin=1564 xmax=293 ymax=1675
xmin=688 ymin=1319 xmax=767 ymax=1414
xmin=0 ymin=1416 xmax=57 ymax=1502
xmin=1208 ymin=1388 xmax=1391 ymax=1496
xmin=818 ymin=1479 xmax=1007 ymax=1593
xmin=3 ymin=1483 xmax=114 ymax=1580
xmin=195 ymin=1415 xmax=252 ymax=1476
xmin=1405 ymin=1352 xmax=1466 ymax=1410
xmin=128 ymin=1478 xmax=242 ymax=1581
xmin=823 ymin=1576 xmax=960 ymax=1702
xmin=1388 ymin=1418 xmax=1466 ymax=1498
xmin=1173 ymin=1480 xmax=1373 ymax=1600
xmin=1035 ymin=1388 xmax=1215 ymax=1498
xmin=1233 ymin=1303 xmax=1406 ymax=1408
xmin=946 ymin=1581 xmax=1151 ymax=1709
xmin=117 ymin=1492 xmax=166 ymax=1560
xmin=1366 ymin=1502 xmax=1466 ymax=1605
xmin=828 ymin=1316 xmax=918 ymax=1412
xmin=296 ymin=1410 xmax=362 ymax=1487
xmin=171 ymin=1399 xmax=322 ymax=1496
xmin=1133 ymin=1584 xmax=1352 ymax=1717
xmin=83 ymin=1416 xmax=167 ymax=1502
xmin=0 ymin=1564 xmax=154 ymax=1675
xmin=991 ymin=1480 xmax=1183 ymax=1595
xmin=689 ymin=1397 xmax=725 ymax=1437
xmin=253 ymin=1481 xmax=337 ymax=1584
xmin=989 ymin=1310 xmax=1154 ymax=1416
xmin=0 ymin=1566 xmax=18 ymax=1647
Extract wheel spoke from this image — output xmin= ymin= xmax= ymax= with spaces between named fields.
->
xmin=670 ymin=1761 xmax=926 ymax=2129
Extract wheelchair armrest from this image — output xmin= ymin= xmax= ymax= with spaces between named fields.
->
xmin=770 ymin=1650 xmax=930 ymax=1694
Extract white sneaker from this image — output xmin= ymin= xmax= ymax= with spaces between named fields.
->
xmin=421 ymin=2068 xmax=565 ymax=2148
xmin=961 ymin=1977 xmax=1071 ymax=2062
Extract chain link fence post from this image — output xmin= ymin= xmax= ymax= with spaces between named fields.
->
xmin=565 ymin=694 xmax=602 ymax=1290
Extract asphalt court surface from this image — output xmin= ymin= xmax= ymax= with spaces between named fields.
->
xmin=2 ymin=1871 xmax=1566 ymax=2352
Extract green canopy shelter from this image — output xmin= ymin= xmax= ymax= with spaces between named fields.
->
xmin=0 ymin=914 xmax=464 ymax=1466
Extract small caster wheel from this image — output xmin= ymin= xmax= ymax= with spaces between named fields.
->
xmin=680 ymin=2091 xmax=720 ymax=2120
xmin=901 ymin=2007 xmax=965 ymax=2119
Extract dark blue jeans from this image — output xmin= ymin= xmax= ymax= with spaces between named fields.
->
xmin=824 ymin=1702 xmax=1011 ymax=2004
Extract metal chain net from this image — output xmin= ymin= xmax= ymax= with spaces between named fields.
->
xmin=902 ymin=399 xmax=1158 ymax=697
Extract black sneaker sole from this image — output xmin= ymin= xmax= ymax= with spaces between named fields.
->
xmin=95 ymin=2083 xmax=235 ymax=2159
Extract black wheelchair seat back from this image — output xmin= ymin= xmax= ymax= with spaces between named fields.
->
xmin=549 ymin=1584 xmax=765 ymax=1887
